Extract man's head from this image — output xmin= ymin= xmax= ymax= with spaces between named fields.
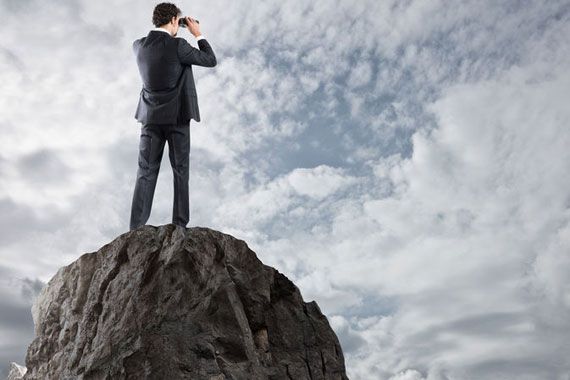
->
xmin=152 ymin=2 xmax=182 ymax=36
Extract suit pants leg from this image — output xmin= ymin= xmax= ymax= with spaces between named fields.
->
xmin=165 ymin=122 xmax=190 ymax=228
xmin=129 ymin=123 xmax=166 ymax=231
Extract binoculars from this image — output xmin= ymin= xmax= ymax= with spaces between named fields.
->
xmin=178 ymin=17 xmax=199 ymax=27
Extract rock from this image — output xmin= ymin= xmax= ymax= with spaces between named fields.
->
xmin=6 ymin=362 xmax=27 ymax=380
xmin=23 ymin=224 xmax=349 ymax=379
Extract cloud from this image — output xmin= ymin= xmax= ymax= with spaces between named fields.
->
xmin=16 ymin=148 xmax=71 ymax=185
xmin=0 ymin=265 xmax=44 ymax=377
xmin=388 ymin=369 xmax=426 ymax=380
xmin=287 ymin=165 xmax=356 ymax=198
xmin=331 ymin=34 xmax=569 ymax=376
xmin=1 ymin=0 xmax=569 ymax=378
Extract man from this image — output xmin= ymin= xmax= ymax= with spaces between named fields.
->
xmin=129 ymin=2 xmax=216 ymax=231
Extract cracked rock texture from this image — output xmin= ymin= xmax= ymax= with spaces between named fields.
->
xmin=22 ymin=224 xmax=348 ymax=380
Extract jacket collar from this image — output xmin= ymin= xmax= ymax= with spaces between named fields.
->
xmin=151 ymin=27 xmax=173 ymax=37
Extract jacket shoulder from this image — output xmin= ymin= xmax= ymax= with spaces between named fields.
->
xmin=132 ymin=37 xmax=145 ymax=51
xmin=175 ymin=36 xmax=192 ymax=47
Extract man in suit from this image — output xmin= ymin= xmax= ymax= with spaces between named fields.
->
xmin=129 ymin=2 xmax=216 ymax=231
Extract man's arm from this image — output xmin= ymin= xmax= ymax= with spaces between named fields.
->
xmin=177 ymin=37 xmax=217 ymax=67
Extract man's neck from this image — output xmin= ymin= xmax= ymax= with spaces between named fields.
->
xmin=153 ymin=26 xmax=173 ymax=36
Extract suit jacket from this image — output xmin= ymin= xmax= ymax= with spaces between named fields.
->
xmin=133 ymin=30 xmax=217 ymax=125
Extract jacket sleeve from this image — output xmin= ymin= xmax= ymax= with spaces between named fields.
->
xmin=132 ymin=39 xmax=139 ymax=54
xmin=177 ymin=38 xmax=217 ymax=67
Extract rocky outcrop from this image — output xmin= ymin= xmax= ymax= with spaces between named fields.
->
xmin=22 ymin=224 xmax=348 ymax=379
xmin=6 ymin=362 xmax=26 ymax=380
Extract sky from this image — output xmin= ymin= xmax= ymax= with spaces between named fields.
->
xmin=0 ymin=0 xmax=569 ymax=378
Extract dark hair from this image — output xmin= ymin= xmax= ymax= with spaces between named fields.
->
xmin=152 ymin=3 xmax=181 ymax=27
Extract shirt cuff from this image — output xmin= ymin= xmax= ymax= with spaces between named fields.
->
xmin=196 ymin=35 xmax=205 ymax=41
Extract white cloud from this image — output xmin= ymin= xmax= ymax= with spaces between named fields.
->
xmin=327 ymin=36 xmax=570 ymax=377
xmin=388 ymin=369 xmax=426 ymax=380
xmin=287 ymin=165 xmax=356 ymax=198
xmin=214 ymin=164 xmax=357 ymax=232
xmin=1 ymin=0 xmax=570 ymax=378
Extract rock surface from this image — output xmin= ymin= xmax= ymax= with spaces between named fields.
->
xmin=22 ymin=224 xmax=348 ymax=379
xmin=6 ymin=362 xmax=27 ymax=380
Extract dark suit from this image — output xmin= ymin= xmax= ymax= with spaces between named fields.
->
xmin=129 ymin=29 xmax=216 ymax=230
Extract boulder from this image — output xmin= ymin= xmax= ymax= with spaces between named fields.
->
xmin=22 ymin=224 xmax=348 ymax=379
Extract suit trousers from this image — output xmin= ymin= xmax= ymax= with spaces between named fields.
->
xmin=129 ymin=121 xmax=190 ymax=231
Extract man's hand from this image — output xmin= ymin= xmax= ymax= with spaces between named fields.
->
xmin=185 ymin=17 xmax=201 ymax=37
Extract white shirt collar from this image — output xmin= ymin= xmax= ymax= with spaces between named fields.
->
xmin=153 ymin=27 xmax=172 ymax=36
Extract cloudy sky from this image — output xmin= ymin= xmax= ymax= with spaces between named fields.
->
xmin=1 ymin=0 xmax=569 ymax=378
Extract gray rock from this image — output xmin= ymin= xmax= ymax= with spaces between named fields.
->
xmin=6 ymin=362 xmax=27 ymax=380
xmin=23 ymin=224 xmax=348 ymax=379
